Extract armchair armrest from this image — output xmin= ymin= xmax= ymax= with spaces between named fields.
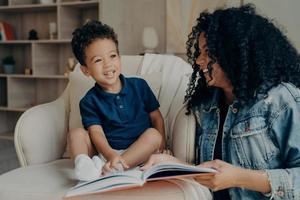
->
xmin=172 ymin=106 xmax=196 ymax=164
xmin=14 ymin=85 xmax=70 ymax=166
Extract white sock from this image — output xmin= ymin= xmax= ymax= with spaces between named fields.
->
xmin=92 ymin=155 xmax=104 ymax=174
xmin=74 ymin=154 xmax=99 ymax=181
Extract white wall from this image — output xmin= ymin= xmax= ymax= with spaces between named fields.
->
xmin=166 ymin=0 xmax=241 ymax=54
xmin=244 ymin=0 xmax=300 ymax=52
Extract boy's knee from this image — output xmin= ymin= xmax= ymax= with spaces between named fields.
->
xmin=145 ymin=128 xmax=163 ymax=147
xmin=68 ymin=128 xmax=87 ymax=141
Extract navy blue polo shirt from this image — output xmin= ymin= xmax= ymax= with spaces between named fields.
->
xmin=79 ymin=74 xmax=160 ymax=150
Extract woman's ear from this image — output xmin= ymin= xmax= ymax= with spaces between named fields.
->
xmin=80 ymin=65 xmax=90 ymax=76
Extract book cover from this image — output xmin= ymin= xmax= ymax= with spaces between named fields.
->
xmin=64 ymin=162 xmax=216 ymax=198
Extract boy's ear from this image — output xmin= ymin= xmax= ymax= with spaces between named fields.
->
xmin=80 ymin=65 xmax=90 ymax=76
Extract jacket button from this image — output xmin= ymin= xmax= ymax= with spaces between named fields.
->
xmin=232 ymin=108 xmax=238 ymax=113
xmin=276 ymin=191 xmax=284 ymax=197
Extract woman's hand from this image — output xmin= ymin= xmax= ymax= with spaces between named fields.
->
xmin=194 ymin=159 xmax=271 ymax=193
xmin=194 ymin=159 xmax=245 ymax=191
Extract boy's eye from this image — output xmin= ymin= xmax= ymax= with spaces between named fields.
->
xmin=95 ymin=59 xmax=102 ymax=63
xmin=111 ymin=54 xmax=117 ymax=58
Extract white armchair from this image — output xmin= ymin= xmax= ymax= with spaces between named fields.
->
xmin=0 ymin=55 xmax=210 ymax=200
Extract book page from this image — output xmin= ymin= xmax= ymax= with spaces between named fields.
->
xmin=142 ymin=162 xmax=217 ymax=181
xmin=65 ymin=168 xmax=143 ymax=197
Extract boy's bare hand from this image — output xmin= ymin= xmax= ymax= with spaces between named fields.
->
xmin=102 ymin=155 xmax=129 ymax=175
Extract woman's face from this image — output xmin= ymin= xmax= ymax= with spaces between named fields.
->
xmin=195 ymin=32 xmax=232 ymax=89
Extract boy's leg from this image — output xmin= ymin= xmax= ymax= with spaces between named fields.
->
xmin=121 ymin=128 xmax=162 ymax=168
xmin=68 ymin=128 xmax=103 ymax=181
xmin=68 ymin=128 xmax=96 ymax=160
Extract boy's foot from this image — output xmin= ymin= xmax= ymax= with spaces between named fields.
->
xmin=74 ymin=154 xmax=99 ymax=181
xmin=92 ymin=155 xmax=104 ymax=174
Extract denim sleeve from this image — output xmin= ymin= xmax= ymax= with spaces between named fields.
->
xmin=265 ymin=100 xmax=300 ymax=200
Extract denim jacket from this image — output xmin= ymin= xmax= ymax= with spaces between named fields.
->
xmin=194 ymin=82 xmax=300 ymax=200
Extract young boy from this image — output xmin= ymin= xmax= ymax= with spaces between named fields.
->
xmin=69 ymin=20 xmax=166 ymax=181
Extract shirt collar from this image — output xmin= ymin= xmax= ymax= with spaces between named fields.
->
xmin=94 ymin=74 xmax=128 ymax=97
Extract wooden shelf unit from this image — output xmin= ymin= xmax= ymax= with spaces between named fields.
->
xmin=0 ymin=131 xmax=14 ymax=141
xmin=0 ymin=0 xmax=97 ymax=138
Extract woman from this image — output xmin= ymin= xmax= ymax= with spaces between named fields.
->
xmin=141 ymin=4 xmax=300 ymax=200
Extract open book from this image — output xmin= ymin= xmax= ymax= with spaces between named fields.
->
xmin=64 ymin=162 xmax=217 ymax=198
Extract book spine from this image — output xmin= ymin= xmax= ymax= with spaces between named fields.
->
xmin=0 ymin=22 xmax=6 ymax=41
xmin=3 ymin=22 xmax=15 ymax=40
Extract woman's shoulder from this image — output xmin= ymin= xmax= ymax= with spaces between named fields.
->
xmin=268 ymin=82 xmax=300 ymax=102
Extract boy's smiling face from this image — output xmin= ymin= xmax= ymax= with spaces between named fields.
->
xmin=81 ymin=38 xmax=121 ymax=93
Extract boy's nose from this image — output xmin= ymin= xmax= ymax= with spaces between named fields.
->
xmin=103 ymin=60 xmax=112 ymax=68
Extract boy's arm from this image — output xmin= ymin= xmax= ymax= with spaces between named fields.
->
xmin=149 ymin=109 xmax=166 ymax=151
xmin=87 ymin=125 xmax=117 ymax=160
xmin=88 ymin=125 xmax=128 ymax=173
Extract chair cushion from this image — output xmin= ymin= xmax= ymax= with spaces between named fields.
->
xmin=0 ymin=159 xmax=192 ymax=200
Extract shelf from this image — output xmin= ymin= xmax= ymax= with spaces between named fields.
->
xmin=0 ymin=39 xmax=71 ymax=44
xmin=0 ymin=106 xmax=27 ymax=112
xmin=0 ymin=0 xmax=99 ymax=11
xmin=7 ymin=78 xmax=68 ymax=108
xmin=0 ymin=131 xmax=14 ymax=141
xmin=34 ymin=39 xmax=71 ymax=43
xmin=0 ymin=40 xmax=32 ymax=44
xmin=59 ymin=1 xmax=99 ymax=39
xmin=0 ymin=74 xmax=69 ymax=79
xmin=0 ymin=3 xmax=57 ymax=12
xmin=0 ymin=44 xmax=32 ymax=74
xmin=60 ymin=0 xmax=98 ymax=8
xmin=33 ymin=43 xmax=74 ymax=76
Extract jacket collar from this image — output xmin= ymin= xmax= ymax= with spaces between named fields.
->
xmin=202 ymin=88 xmax=240 ymax=112
xmin=202 ymin=88 xmax=221 ymax=112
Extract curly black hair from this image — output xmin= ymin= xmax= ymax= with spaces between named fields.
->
xmin=71 ymin=20 xmax=119 ymax=66
xmin=184 ymin=4 xmax=300 ymax=114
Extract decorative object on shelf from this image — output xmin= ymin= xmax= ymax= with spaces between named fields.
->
xmin=24 ymin=67 xmax=32 ymax=75
xmin=2 ymin=56 xmax=15 ymax=74
xmin=142 ymin=26 xmax=159 ymax=54
xmin=28 ymin=29 xmax=38 ymax=40
xmin=64 ymin=57 xmax=76 ymax=76
xmin=49 ymin=22 xmax=57 ymax=40
xmin=0 ymin=21 xmax=15 ymax=41
xmin=38 ymin=0 xmax=55 ymax=4
xmin=84 ymin=18 xmax=92 ymax=25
